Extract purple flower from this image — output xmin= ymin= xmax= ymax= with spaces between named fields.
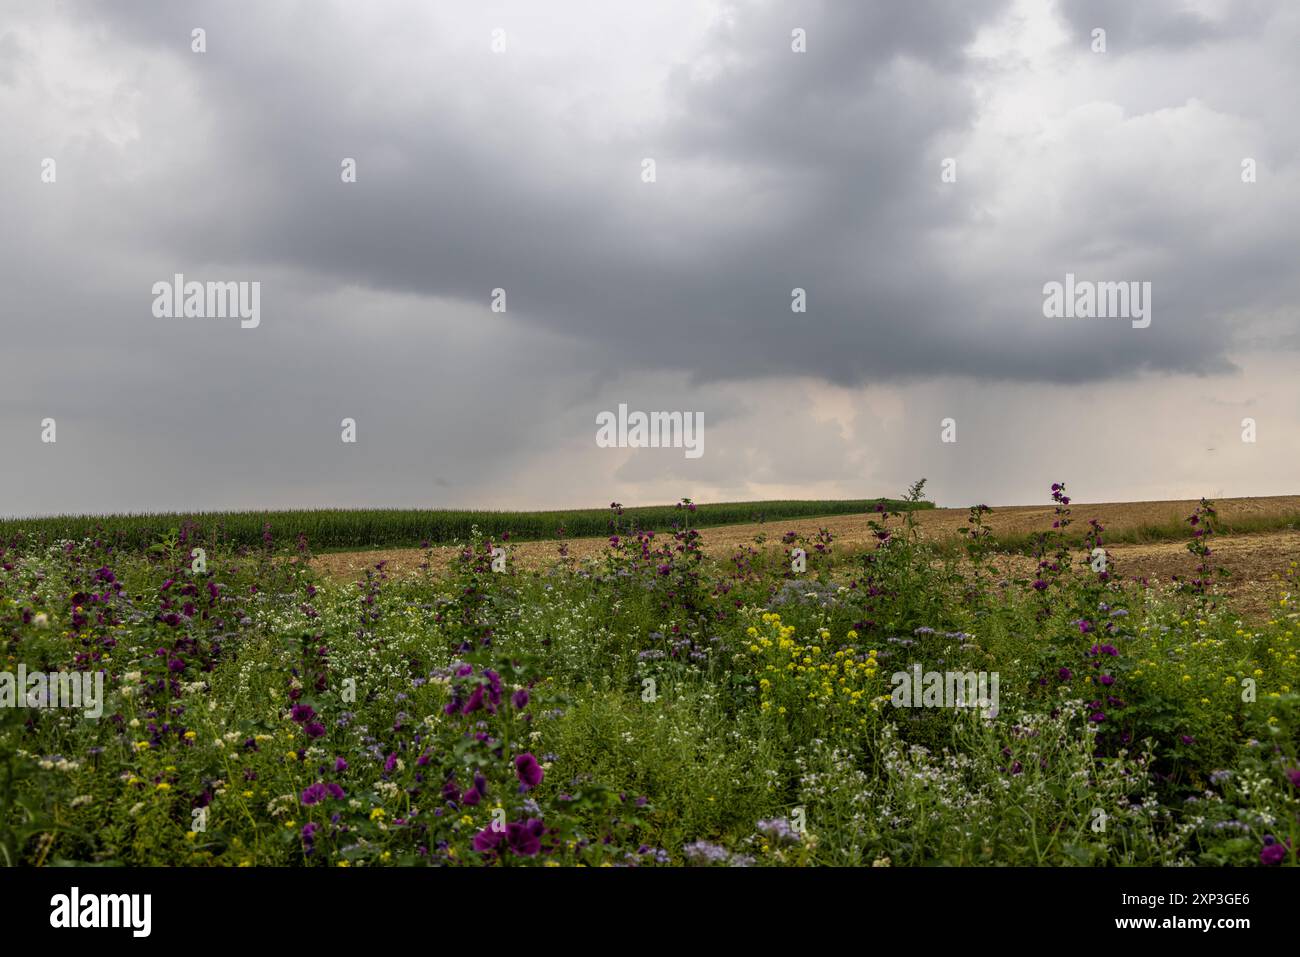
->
xmin=485 ymin=669 xmax=502 ymax=699
xmin=462 ymin=684 xmax=485 ymax=715
xmin=683 ymin=841 xmax=730 ymax=866
xmin=303 ymin=721 xmax=326 ymax=739
xmin=461 ymin=774 xmax=487 ymax=805
xmin=473 ymin=826 xmax=505 ymax=855
xmin=1287 ymin=768 xmax=1300 ymax=790
xmin=334 ymin=757 xmax=348 ymax=772
xmin=1261 ymin=843 xmax=1286 ymax=866
xmin=512 ymin=689 xmax=530 ymax=710
xmin=1057 ymin=667 xmax=1073 ymax=681
xmin=1099 ymin=674 xmax=1114 ymax=686
xmin=300 ymin=783 xmax=328 ymax=806
xmin=441 ymin=777 xmax=460 ymax=802
xmin=515 ymin=753 xmax=544 ymax=791
xmin=756 ymin=818 xmax=801 ymax=845
xmin=506 ymin=818 xmax=545 ymax=857
xmin=291 ymin=703 xmax=316 ymax=723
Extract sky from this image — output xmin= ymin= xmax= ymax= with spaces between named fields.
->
xmin=2 ymin=0 xmax=1297 ymax=515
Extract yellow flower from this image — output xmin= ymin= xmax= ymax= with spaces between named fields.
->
xmin=370 ymin=808 xmax=386 ymax=821
xmin=183 ymin=731 xmax=197 ymax=740
xmin=155 ymin=782 xmax=171 ymax=791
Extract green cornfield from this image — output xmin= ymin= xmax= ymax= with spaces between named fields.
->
xmin=0 ymin=498 xmax=930 ymax=551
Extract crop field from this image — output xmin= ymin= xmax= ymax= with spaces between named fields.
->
xmin=0 ymin=498 xmax=925 ymax=553
xmin=2 ymin=484 xmax=1298 ymax=867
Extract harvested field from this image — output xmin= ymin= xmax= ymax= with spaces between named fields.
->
xmin=313 ymin=496 xmax=1300 ymax=616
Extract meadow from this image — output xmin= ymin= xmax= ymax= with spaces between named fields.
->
xmin=1 ymin=484 xmax=1297 ymax=867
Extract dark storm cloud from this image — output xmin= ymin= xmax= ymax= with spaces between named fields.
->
xmin=36 ymin=0 xmax=1292 ymax=390
xmin=3 ymin=0 xmax=1299 ymax=515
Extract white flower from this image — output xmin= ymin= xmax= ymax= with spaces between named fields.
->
xmin=32 ymin=612 xmax=50 ymax=629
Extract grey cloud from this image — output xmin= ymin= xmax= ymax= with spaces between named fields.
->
xmin=1054 ymin=0 xmax=1275 ymax=50
xmin=2 ymin=1 xmax=1298 ymax=515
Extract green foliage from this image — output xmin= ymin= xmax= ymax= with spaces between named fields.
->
xmin=0 ymin=486 xmax=1296 ymax=867
xmin=0 ymin=498 xmax=929 ymax=552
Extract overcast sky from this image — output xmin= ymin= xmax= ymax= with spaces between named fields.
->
xmin=2 ymin=0 xmax=1297 ymax=516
